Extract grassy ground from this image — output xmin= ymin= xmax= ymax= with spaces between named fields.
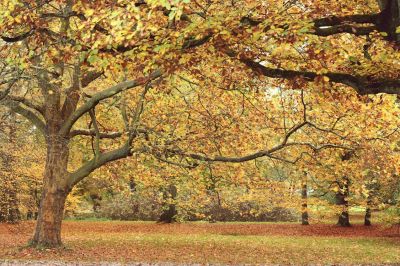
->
xmin=0 ymin=220 xmax=399 ymax=265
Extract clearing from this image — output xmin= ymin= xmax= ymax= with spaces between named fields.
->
xmin=0 ymin=221 xmax=399 ymax=265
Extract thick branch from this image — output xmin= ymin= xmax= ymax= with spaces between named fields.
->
xmin=4 ymin=101 xmax=46 ymax=134
xmin=81 ymin=71 xmax=103 ymax=88
xmin=314 ymin=25 xmax=377 ymax=36
xmin=67 ymin=144 xmax=142 ymax=187
xmin=241 ymin=13 xmax=380 ymax=37
xmin=69 ymin=129 xmax=123 ymax=139
xmin=233 ymin=54 xmax=400 ymax=95
xmin=60 ymin=69 xmax=162 ymax=136
xmin=1 ymin=30 xmax=34 ymax=42
xmin=314 ymin=14 xmax=380 ymax=27
xmin=0 ymin=80 xmax=17 ymax=101
xmin=6 ymin=95 xmax=44 ymax=115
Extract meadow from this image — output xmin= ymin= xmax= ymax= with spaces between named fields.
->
xmin=1 ymin=219 xmax=399 ymax=265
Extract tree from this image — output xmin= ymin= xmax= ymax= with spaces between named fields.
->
xmin=158 ymin=184 xmax=178 ymax=223
xmin=0 ymin=112 xmax=20 ymax=223
xmin=301 ymin=172 xmax=309 ymax=225
xmin=1 ymin=0 xmax=400 ymax=247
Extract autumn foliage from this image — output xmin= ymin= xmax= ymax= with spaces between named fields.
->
xmin=0 ymin=1 xmax=400 ymax=263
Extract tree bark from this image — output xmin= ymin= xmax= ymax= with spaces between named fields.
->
xmin=364 ymin=207 xmax=372 ymax=226
xmin=336 ymin=176 xmax=351 ymax=227
xmin=377 ymin=0 xmax=400 ymax=42
xmin=301 ymin=172 xmax=309 ymax=225
xmin=31 ymin=188 xmax=68 ymax=247
xmin=158 ymin=184 xmax=177 ymax=223
xmin=364 ymin=193 xmax=373 ymax=226
xmin=31 ymin=135 xmax=71 ymax=247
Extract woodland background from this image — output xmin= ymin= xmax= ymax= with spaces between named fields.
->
xmin=0 ymin=0 xmax=400 ymax=263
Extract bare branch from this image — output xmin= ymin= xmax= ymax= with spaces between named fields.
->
xmin=69 ymin=129 xmax=123 ymax=139
xmin=89 ymin=108 xmax=100 ymax=158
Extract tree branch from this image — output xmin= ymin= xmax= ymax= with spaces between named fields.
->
xmin=6 ymin=95 xmax=44 ymax=116
xmin=229 ymin=52 xmax=400 ymax=95
xmin=1 ymin=30 xmax=34 ymax=43
xmin=4 ymin=101 xmax=46 ymax=134
xmin=314 ymin=25 xmax=377 ymax=36
xmin=314 ymin=14 xmax=379 ymax=27
xmin=89 ymin=108 xmax=101 ymax=158
xmin=69 ymin=129 xmax=123 ymax=139
xmin=167 ymin=121 xmax=308 ymax=163
xmin=0 ymin=80 xmax=17 ymax=101
xmin=67 ymin=144 xmax=144 ymax=187
xmin=60 ymin=69 xmax=162 ymax=136
xmin=242 ymin=13 xmax=380 ymax=37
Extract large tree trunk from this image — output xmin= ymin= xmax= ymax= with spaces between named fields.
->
xmin=301 ymin=173 xmax=309 ymax=225
xmin=336 ymin=176 xmax=351 ymax=227
xmin=31 ymin=188 xmax=68 ymax=247
xmin=377 ymin=0 xmax=400 ymax=42
xmin=31 ymin=135 xmax=70 ymax=248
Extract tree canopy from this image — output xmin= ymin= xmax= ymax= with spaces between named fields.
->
xmin=0 ymin=0 xmax=400 ymax=247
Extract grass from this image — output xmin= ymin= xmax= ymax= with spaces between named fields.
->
xmin=79 ymin=233 xmax=399 ymax=264
xmin=1 ymin=220 xmax=399 ymax=265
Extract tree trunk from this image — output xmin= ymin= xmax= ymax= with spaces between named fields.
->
xmin=364 ymin=207 xmax=372 ymax=226
xmin=158 ymin=184 xmax=177 ymax=223
xmin=31 ymin=135 xmax=70 ymax=248
xmin=336 ymin=176 xmax=351 ymax=227
xmin=364 ymin=194 xmax=373 ymax=226
xmin=0 ymin=115 xmax=20 ymax=223
xmin=377 ymin=0 xmax=400 ymax=42
xmin=301 ymin=172 xmax=309 ymax=225
xmin=31 ymin=188 xmax=68 ymax=247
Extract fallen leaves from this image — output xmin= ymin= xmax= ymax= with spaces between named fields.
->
xmin=0 ymin=221 xmax=399 ymax=264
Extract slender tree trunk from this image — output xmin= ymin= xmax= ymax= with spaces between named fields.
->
xmin=31 ymin=135 xmax=70 ymax=247
xmin=364 ymin=178 xmax=377 ymax=226
xmin=364 ymin=207 xmax=372 ymax=226
xmin=364 ymin=194 xmax=372 ymax=226
xmin=0 ymin=115 xmax=20 ymax=223
xmin=336 ymin=176 xmax=351 ymax=227
xmin=7 ymin=178 xmax=20 ymax=223
xmin=301 ymin=173 xmax=309 ymax=225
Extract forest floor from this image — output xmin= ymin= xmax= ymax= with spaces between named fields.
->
xmin=0 ymin=220 xmax=399 ymax=265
